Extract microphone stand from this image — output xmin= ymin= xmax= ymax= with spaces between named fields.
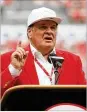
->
xmin=54 ymin=69 xmax=59 ymax=84
xmin=53 ymin=62 xmax=61 ymax=84
xmin=48 ymin=53 xmax=64 ymax=84
xmin=54 ymin=61 xmax=63 ymax=84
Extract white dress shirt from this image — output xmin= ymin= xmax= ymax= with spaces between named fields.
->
xmin=9 ymin=43 xmax=55 ymax=85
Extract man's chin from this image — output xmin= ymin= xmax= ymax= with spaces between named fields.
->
xmin=43 ymin=43 xmax=54 ymax=51
xmin=44 ymin=42 xmax=54 ymax=46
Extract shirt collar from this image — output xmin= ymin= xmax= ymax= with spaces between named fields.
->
xmin=30 ymin=42 xmax=56 ymax=59
xmin=30 ymin=42 xmax=38 ymax=56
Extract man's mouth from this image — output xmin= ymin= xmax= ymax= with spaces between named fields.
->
xmin=44 ymin=37 xmax=53 ymax=41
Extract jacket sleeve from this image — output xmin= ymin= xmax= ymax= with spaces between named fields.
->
xmin=1 ymin=52 xmax=19 ymax=96
xmin=76 ymin=56 xmax=86 ymax=84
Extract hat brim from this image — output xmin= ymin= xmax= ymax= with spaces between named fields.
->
xmin=28 ymin=17 xmax=62 ymax=27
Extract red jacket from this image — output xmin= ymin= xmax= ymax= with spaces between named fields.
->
xmin=1 ymin=45 xmax=86 ymax=96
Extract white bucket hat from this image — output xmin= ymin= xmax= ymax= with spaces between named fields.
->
xmin=27 ymin=7 xmax=62 ymax=27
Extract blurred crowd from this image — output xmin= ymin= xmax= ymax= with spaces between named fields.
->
xmin=1 ymin=0 xmax=86 ymax=24
xmin=33 ymin=0 xmax=86 ymax=23
xmin=60 ymin=0 xmax=86 ymax=23
xmin=0 ymin=0 xmax=86 ymax=75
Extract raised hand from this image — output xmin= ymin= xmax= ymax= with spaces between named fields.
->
xmin=11 ymin=41 xmax=29 ymax=70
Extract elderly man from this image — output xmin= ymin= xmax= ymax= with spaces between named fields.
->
xmin=1 ymin=7 xmax=86 ymax=96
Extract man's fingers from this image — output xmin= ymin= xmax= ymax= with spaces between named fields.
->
xmin=13 ymin=51 xmax=22 ymax=60
xmin=23 ymin=51 xmax=29 ymax=59
xmin=17 ymin=41 xmax=22 ymax=47
xmin=11 ymin=50 xmax=29 ymax=70
xmin=16 ymin=47 xmax=26 ymax=57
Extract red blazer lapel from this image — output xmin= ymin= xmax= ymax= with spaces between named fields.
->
xmin=23 ymin=45 xmax=39 ymax=84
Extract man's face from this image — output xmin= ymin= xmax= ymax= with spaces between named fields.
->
xmin=28 ymin=20 xmax=58 ymax=55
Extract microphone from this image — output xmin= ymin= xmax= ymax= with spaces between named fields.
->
xmin=48 ymin=53 xmax=64 ymax=84
xmin=48 ymin=53 xmax=64 ymax=69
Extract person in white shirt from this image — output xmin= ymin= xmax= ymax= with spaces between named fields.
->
xmin=10 ymin=7 xmax=60 ymax=85
xmin=1 ymin=7 xmax=86 ymax=96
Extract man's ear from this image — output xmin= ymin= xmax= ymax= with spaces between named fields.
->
xmin=27 ymin=27 xmax=32 ymax=39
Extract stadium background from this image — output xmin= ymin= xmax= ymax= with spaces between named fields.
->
xmin=1 ymin=0 xmax=86 ymax=79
